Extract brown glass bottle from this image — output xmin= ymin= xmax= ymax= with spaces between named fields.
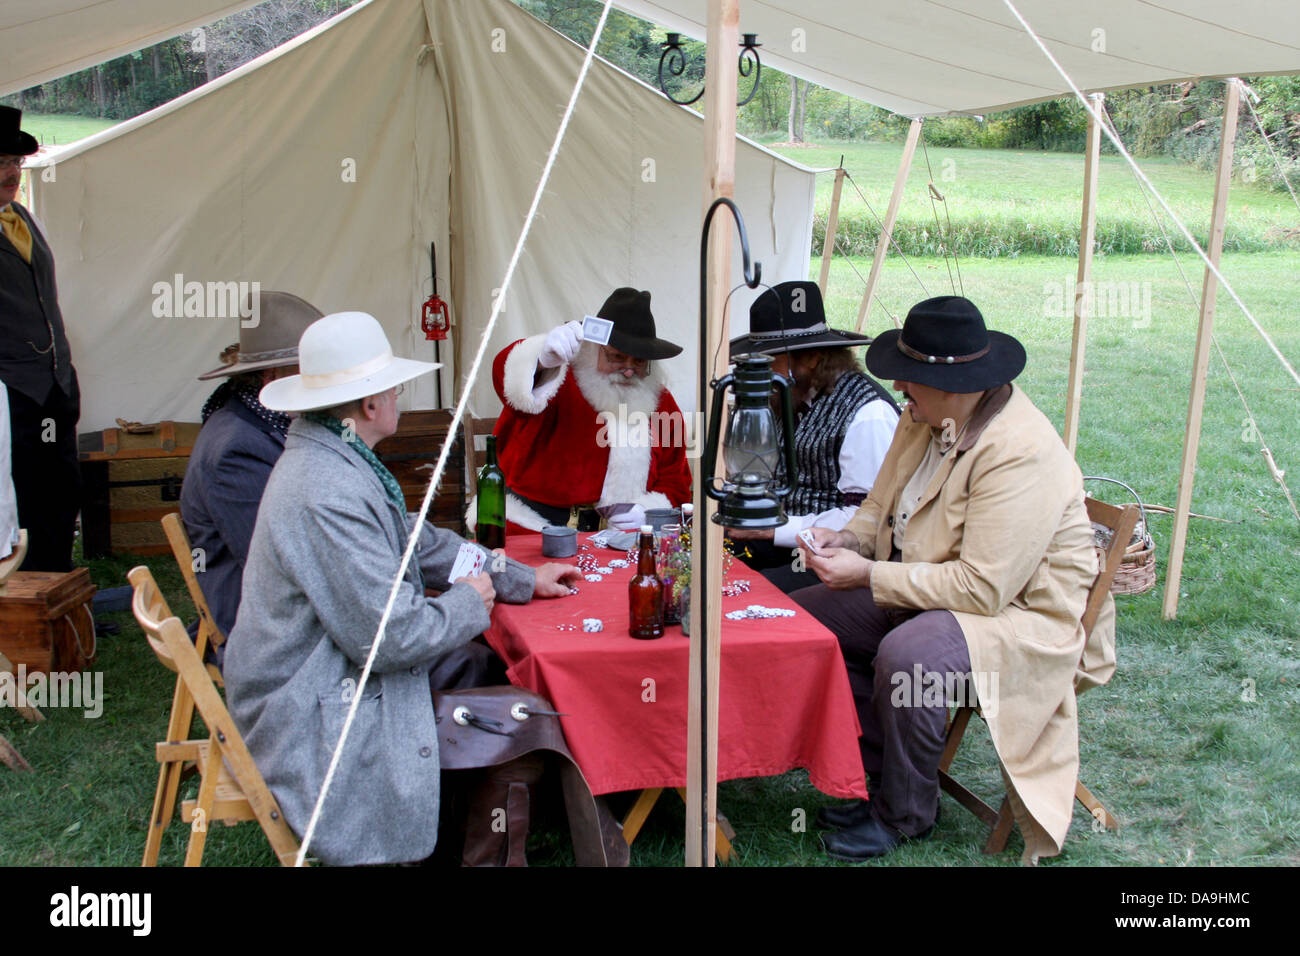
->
xmin=628 ymin=525 xmax=664 ymax=639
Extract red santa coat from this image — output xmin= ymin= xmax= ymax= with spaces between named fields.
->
xmin=490 ymin=334 xmax=693 ymax=531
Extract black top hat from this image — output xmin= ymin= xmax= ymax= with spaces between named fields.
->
xmin=864 ymin=295 xmax=1025 ymax=394
xmin=0 ymin=107 xmax=39 ymax=157
xmin=729 ymin=281 xmax=873 ymax=358
xmin=600 ymin=288 xmax=682 ymax=361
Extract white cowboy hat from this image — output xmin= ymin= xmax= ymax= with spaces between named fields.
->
xmin=259 ymin=311 xmax=440 ymax=412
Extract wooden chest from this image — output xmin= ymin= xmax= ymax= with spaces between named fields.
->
xmin=78 ymin=421 xmax=201 ymax=558
xmin=0 ymin=568 xmax=97 ymax=675
xmin=373 ymin=410 xmax=466 ymax=533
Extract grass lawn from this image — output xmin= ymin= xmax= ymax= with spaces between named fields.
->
xmin=764 ymin=139 xmax=1300 ymax=256
xmin=20 ymin=113 xmax=117 ymax=149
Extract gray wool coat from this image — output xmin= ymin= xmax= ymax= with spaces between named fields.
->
xmin=223 ymin=417 xmax=535 ymax=866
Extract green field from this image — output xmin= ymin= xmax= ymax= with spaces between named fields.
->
xmin=765 ymin=140 xmax=1300 ymax=256
xmin=19 ymin=112 xmax=117 ymax=148
xmin=1 ymin=142 xmax=1298 ymax=867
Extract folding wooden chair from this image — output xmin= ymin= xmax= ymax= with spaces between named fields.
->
xmin=937 ymin=497 xmax=1139 ymax=853
xmin=462 ymin=414 xmax=499 ymax=499
xmin=160 ymin=513 xmax=226 ymax=672
xmin=129 ymin=565 xmax=301 ymax=866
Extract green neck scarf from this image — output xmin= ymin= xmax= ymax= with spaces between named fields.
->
xmin=304 ymin=412 xmax=407 ymax=513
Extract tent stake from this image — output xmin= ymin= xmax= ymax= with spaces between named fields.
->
xmin=856 ymin=118 xmax=922 ymax=332
xmin=1165 ymin=79 xmax=1241 ymax=620
xmin=1064 ymin=92 xmax=1104 ymax=454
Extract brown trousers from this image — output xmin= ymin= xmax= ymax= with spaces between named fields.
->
xmin=790 ymin=583 xmax=971 ymax=838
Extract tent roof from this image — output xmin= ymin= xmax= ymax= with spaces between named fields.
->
xmin=4 ymin=1 xmax=1299 ymax=113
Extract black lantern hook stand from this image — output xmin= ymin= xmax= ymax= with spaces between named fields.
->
xmin=702 ymin=353 xmax=798 ymax=529
xmin=658 ymin=33 xmax=762 ymax=107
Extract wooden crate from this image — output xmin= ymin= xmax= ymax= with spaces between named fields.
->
xmin=0 ymin=569 xmax=97 ymax=675
xmin=373 ymin=410 xmax=466 ymax=533
xmin=78 ymin=421 xmax=201 ymax=558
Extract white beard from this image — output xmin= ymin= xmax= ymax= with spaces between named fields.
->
xmin=570 ymin=341 xmax=664 ymax=416
xmin=570 ymin=342 xmax=669 ymax=509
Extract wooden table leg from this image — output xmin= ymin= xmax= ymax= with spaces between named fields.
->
xmin=622 ymin=788 xmax=663 ymax=846
xmin=0 ymin=733 xmax=32 ymax=771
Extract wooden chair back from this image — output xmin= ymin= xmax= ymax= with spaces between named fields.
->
xmin=161 ymin=512 xmax=226 ymax=653
xmin=462 ymin=415 xmax=499 ymax=498
xmin=937 ymin=495 xmax=1140 ymax=853
xmin=129 ymin=565 xmax=301 ymax=866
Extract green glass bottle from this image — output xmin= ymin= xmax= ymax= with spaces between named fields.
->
xmin=475 ymin=435 xmax=507 ymax=550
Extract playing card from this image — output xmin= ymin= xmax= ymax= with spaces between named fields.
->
xmin=581 ymin=314 xmax=614 ymax=345
xmin=799 ymin=529 xmax=824 ymax=556
xmin=449 ymin=541 xmax=485 ymax=581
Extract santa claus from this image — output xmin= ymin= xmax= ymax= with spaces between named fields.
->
xmin=486 ymin=288 xmax=693 ymax=533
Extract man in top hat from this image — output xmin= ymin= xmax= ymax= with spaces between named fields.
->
xmin=727 ymin=281 xmax=899 ymax=593
xmin=0 ymin=106 xmax=81 ymax=572
xmin=224 ymin=311 xmax=583 ymax=866
xmin=180 ymin=291 xmax=324 ymax=650
xmin=486 ymin=288 xmax=693 ymax=533
xmin=793 ymin=295 xmax=1115 ymax=864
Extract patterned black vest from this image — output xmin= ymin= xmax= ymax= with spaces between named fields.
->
xmin=0 ymin=202 xmax=76 ymax=405
xmin=777 ymin=371 xmax=897 ymax=516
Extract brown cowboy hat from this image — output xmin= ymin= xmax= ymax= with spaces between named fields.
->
xmin=197 ymin=291 xmax=325 ymax=380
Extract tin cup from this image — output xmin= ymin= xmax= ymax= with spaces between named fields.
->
xmin=541 ymin=525 xmax=578 ymax=558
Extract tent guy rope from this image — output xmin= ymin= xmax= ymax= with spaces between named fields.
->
xmin=293 ymin=0 xmax=617 ymax=867
xmin=1002 ymin=0 xmax=1300 ymax=391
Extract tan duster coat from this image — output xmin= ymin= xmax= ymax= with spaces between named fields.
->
xmin=842 ymin=384 xmax=1115 ymax=862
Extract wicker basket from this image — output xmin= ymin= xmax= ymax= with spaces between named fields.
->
xmin=1085 ymin=476 xmax=1157 ymax=596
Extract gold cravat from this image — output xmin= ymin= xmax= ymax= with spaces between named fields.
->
xmin=0 ymin=206 xmax=32 ymax=264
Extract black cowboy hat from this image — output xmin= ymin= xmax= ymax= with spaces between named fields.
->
xmin=0 ymin=107 xmax=39 ymax=157
xmin=865 ymin=295 xmax=1025 ymax=393
xmin=600 ymin=288 xmax=682 ymax=361
xmin=729 ymin=281 xmax=872 ymax=358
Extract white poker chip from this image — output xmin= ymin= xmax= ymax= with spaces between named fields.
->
xmin=609 ymin=559 xmax=629 ymax=569
xmin=584 ymin=574 xmax=603 ymax=582
xmin=725 ymin=605 xmax=797 ymax=621
xmin=582 ymin=618 xmax=603 ymax=632
xmin=596 ymin=567 xmax=613 ymax=575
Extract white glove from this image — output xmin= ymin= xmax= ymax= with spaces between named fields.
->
xmin=605 ymin=504 xmax=646 ymax=532
xmin=538 ymin=320 xmax=583 ymax=369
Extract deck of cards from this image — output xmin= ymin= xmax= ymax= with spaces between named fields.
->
xmin=798 ymin=529 xmax=824 ymax=555
xmin=449 ymin=541 xmax=487 ymax=582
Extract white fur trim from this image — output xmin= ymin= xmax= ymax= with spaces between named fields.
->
xmin=467 ymin=492 xmax=554 ymax=533
xmin=596 ymin=417 xmax=653 ymax=509
xmin=502 ymin=333 xmax=567 ymax=414
xmin=634 ymin=491 xmax=672 ymax=512
xmin=505 ymin=493 xmax=555 ymax=532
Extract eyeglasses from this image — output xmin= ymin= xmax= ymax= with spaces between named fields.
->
xmin=601 ymin=347 xmax=649 ymax=373
xmin=0 ymin=157 xmax=25 ymax=171
xmin=393 ymin=383 xmax=405 ymax=397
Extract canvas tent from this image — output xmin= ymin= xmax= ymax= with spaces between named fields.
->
xmin=14 ymin=0 xmax=817 ymax=430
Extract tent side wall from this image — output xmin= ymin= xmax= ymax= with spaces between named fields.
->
xmin=29 ymin=0 xmax=450 ymax=431
xmin=430 ymin=0 xmax=815 ymax=419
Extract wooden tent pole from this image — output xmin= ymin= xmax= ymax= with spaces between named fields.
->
xmin=686 ymin=0 xmax=738 ymax=868
xmin=817 ymin=164 xmax=846 ymax=295
xmin=856 ymin=118 xmax=922 ymax=332
xmin=1164 ymin=78 xmax=1241 ymax=620
xmin=1063 ymin=92 xmax=1104 ymax=454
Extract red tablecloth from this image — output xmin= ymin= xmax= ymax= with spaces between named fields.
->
xmin=484 ymin=534 xmax=868 ymax=799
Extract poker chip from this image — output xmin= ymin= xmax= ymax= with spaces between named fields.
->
xmin=567 ymin=586 xmax=580 ymax=596
xmin=554 ymin=624 xmax=579 ymax=631
xmin=584 ymin=574 xmax=603 ymax=582
xmin=582 ymin=618 xmax=603 ymax=633
xmin=608 ymin=559 xmax=629 ymax=569
xmin=725 ymin=605 xmax=796 ymax=621
xmin=721 ymin=579 xmax=752 ymax=598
